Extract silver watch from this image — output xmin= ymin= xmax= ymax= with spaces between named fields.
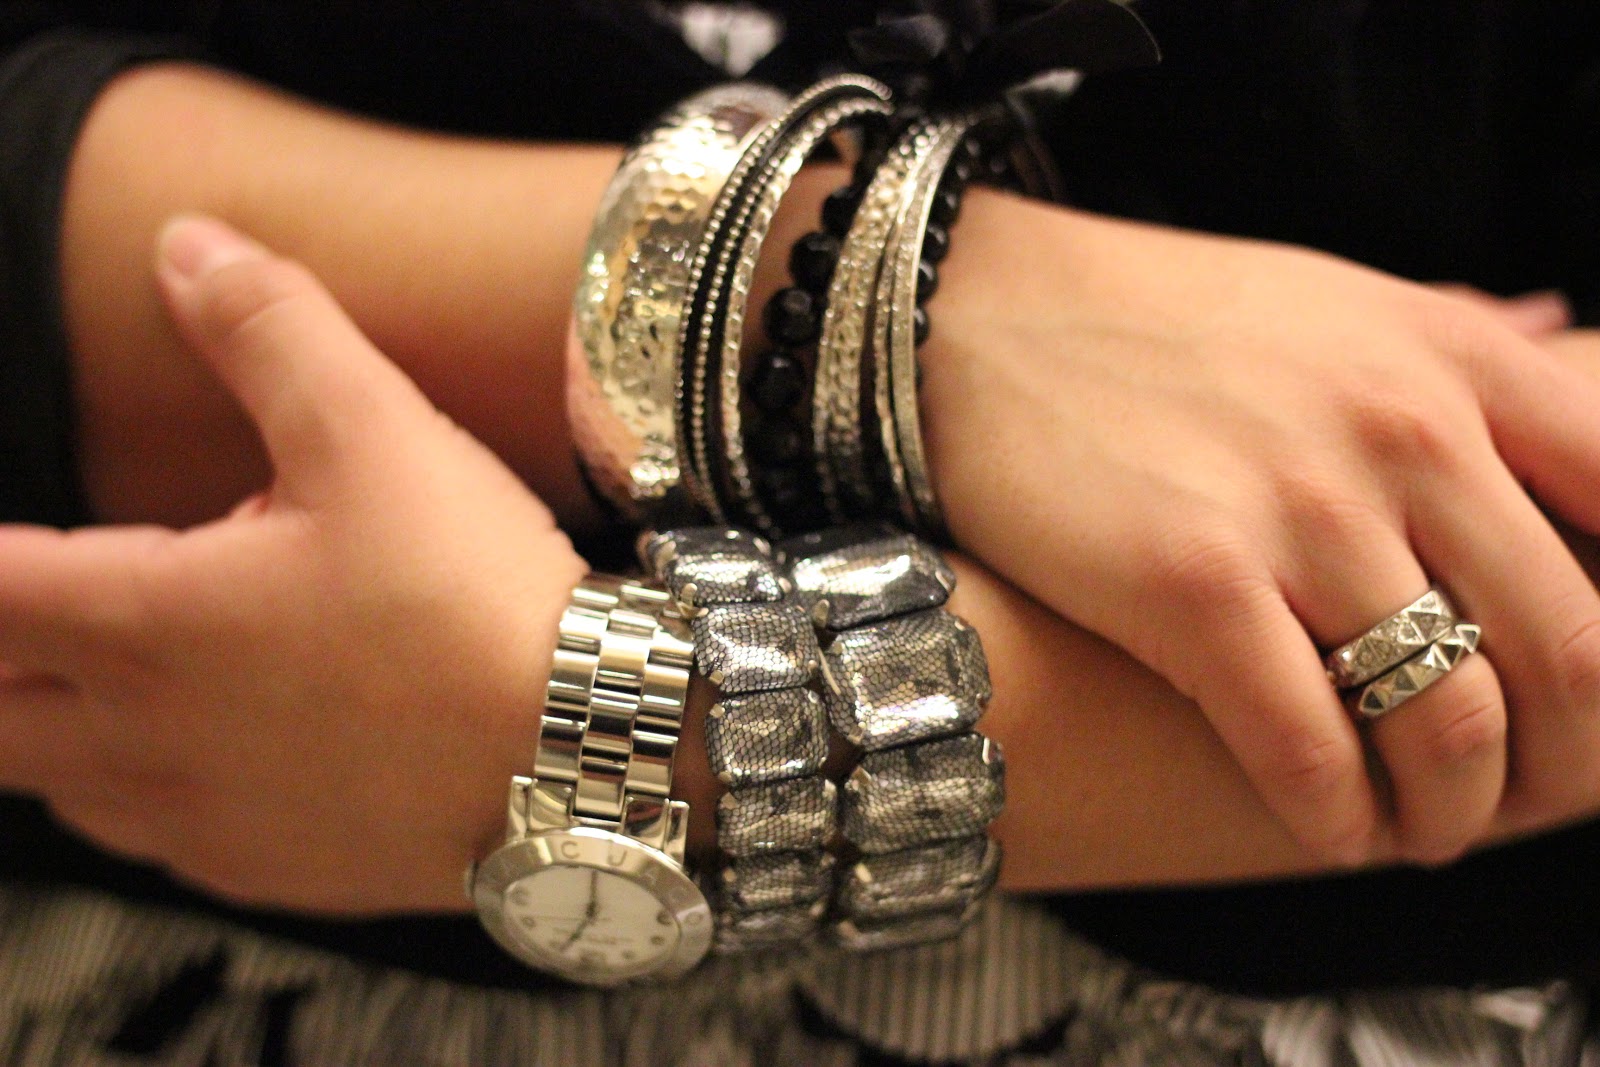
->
xmin=469 ymin=576 xmax=712 ymax=986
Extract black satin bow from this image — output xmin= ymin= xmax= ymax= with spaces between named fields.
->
xmin=847 ymin=0 xmax=1160 ymax=107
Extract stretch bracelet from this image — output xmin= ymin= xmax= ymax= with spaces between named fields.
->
xmin=645 ymin=525 xmax=1005 ymax=955
xmin=781 ymin=525 xmax=1004 ymax=951
xmin=639 ymin=527 xmax=837 ymax=953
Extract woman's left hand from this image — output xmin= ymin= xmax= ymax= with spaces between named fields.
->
xmin=0 ymin=216 xmax=586 ymax=913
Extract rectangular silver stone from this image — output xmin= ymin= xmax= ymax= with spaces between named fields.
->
xmin=706 ymin=689 xmax=828 ymax=788
xmin=820 ymin=609 xmax=990 ymax=750
xmin=836 ymin=837 xmax=999 ymax=922
xmin=718 ymin=777 xmax=837 ymax=855
xmin=840 ymin=733 xmax=1004 ymax=853
xmin=691 ymin=601 xmax=820 ymax=693
xmin=787 ymin=529 xmax=954 ymax=630
xmin=719 ymin=850 xmax=834 ymax=911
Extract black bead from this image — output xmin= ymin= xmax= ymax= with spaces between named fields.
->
xmin=928 ymin=185 xmax=962 ymax=228
xmin=915 ymin=259 xmax=939 ymax=302
xmin=748 ymin=350 xmax=807 ymax=412
xmin=913 ymin=306 xmax=930 ymax=346
xmin=822 ymin=185 xmax=863 ymax=237
xmin=789 ymin=231 xmax=840 ymax=292
xmin=945 ymin=157 xmax=975 ymax=191
xmin=921 ymin=224 xmax=950 ymax=265
xmin=749 ymin=415 xmax=806 ymax=466
xmin=763 ymin=287 xmax=819 ymax=346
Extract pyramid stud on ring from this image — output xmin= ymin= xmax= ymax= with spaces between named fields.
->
xmin=1354 ymin=622 xmax=1482 ymax=720
xmin=1326 ymin=587 xmax=1459 ymax=689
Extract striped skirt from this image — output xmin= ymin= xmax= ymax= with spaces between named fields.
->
xmin=0 ymin=882 xmax=1590 ymax=1065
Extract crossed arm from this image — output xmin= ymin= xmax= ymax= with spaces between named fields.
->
xmin=7 ymin=60 xmax=1598 ymax=915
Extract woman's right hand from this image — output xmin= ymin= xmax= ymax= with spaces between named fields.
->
xmin=921 ymin=191 xmax=1600 ymax=866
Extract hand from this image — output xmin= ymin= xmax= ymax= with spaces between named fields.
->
xmin=922 ymin=193 xmax=1600 ymax=865
xmin=0 ymin=216 xmax=586 ymax=913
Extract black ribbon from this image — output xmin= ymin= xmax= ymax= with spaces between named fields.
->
xmin=847 ymin=0 xmax=1160 ymax=107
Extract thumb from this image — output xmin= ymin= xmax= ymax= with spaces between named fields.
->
xmin=155 ymin=214 xmax=430 ymax=505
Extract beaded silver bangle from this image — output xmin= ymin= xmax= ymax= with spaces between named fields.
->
xmin=876 ymin=117 xmax=981 ymax=540
xmin=810 ymin=126 xmax=924 ymax=525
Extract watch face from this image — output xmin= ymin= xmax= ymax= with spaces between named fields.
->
xmin=503 ymin=867 xmax=681 ymax=977
xmin=474 ymin=827 xmax=713 ymax=985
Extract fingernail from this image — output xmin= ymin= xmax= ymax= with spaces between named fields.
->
xmin=1505 ymin=289 xmax=1573 ymax=334
xmin=157 ymin=214 xmax=266 ymax=280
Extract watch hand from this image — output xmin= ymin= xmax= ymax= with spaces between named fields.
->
xmin=559 ymin=871 xmax=602 ymax=953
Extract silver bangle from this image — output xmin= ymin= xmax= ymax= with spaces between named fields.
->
xmin=878 ymin=117 xmax=979 ymax=540
xmin=569 ymin=82 xmax=789 ymax=522
xmin=812 ymin=126 xmax=923 ymax=523
xmin=678 ymin=75 xmax=893 ymax=533
xmin=781 ymin=525 xmax=1005 ymax=953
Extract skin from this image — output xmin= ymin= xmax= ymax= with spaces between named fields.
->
xmin=2 ymin=61 xmax=1596 ymax=913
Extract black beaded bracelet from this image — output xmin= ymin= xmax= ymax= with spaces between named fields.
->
xmin=744 ymin=143 xmax=883 ymax=533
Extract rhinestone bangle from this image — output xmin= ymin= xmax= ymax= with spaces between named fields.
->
xmin=640 ymin=526 xmax=835 ymax=953
xmin=781 ymin=524 xmax=1005 ymax=952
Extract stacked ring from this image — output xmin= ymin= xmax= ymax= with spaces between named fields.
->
xmin=1322 ymin=586 xmax=1485 ymax=720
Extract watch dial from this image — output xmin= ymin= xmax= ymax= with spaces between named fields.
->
xmin=503 ymin=868 xmax=681 ymax=976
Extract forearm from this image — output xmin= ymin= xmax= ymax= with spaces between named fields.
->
xmin=62 ymin=61 xmax=619 ymax=529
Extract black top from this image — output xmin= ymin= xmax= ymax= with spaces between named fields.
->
xmin=2 ymin=0 xmax=1599 ymax=997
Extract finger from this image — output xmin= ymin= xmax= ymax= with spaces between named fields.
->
xmin=1360 ymin=652 xmax=1505 ymax=864
xmin=0 ymin=523 xmax=173 ymax=672
xmin=1541 ymin=329 xmax=1600 ymax=379
xmin=1156 ymin=570 xmax=1382 ymax=863
xmin=1473 ymin=330 xmax=1600 ymax=535
xmin=1279 ymin=497 xmax=1504 ymax=863
xmin=154 ymin=214 xmax=434 ymax=505
xmin=1411 ymin=456 xmax=1600 ymax=832
xmin=1430 ymin=285 xmax=1573 ymax=337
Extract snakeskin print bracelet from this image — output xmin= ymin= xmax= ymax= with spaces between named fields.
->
xmin=639 ymin=526 xmax=836 ymax=953
xmin=782 ymin=524 xmax=1004 ymax=951
xmin=643 ymin=524 xmax=1005 ymax=955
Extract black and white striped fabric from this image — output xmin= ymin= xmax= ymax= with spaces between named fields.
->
xmin=0 ymin=882 xmax=1591 ymax=1065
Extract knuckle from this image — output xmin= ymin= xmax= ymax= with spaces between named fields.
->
xmin=1263 ymin=730 xmax=1378 ymax=860
xmin=197 ymin=255 xmax=318 ymax=343
xmin=1278 ymin=468 xmax=1389 ymax=547
xmin=1550 ymin=614 xmax=1600 ymax=713
xmin=1348 ymin=388 xmax=1471 ymax=477
xmin=1144 ymin=519 xmax=1264 ymax=615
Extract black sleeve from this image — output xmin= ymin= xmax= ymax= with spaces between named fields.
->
xmin=0 ymin=27 xmax=198 ymax=526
